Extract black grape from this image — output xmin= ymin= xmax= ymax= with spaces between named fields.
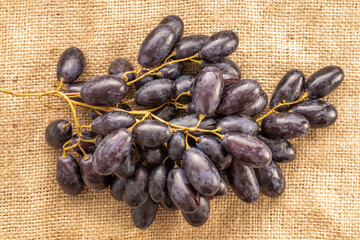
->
xmin=191 ymin=66 xmax=224 ymax=116
xmin=201 ymin=58 xmax=241 ymax=83
xmin=72 ymin=131 xmax=97 ymax=156
xmin=199 ymin=31 xmax=239 ymax=62
xmin=91 ymin=111 xmax=136 ymax=136
xmin=305 ymin=66 xmax=344 ymax=99
xmin=134 ymin=70 xmax=157 ymax=90
xmin=153 ymin=104 xmax=177 ymax=121
xmin=240 ymin=89 xmax=268 ymax=116
xmin=257 ymin=134 xmax=296 ymax=163
xmin=182 ymin=195 xmax=210 ymax=227
xmin=254 ymin=161 xmax=286 ymax=197
xmin=80 ymin=75 xmax=128 ymax=106
xmin=45 ymin=119 xmax=72 ymax=149
xmin=158 ymin=60 xmax=183 ymax=80
xmin=93 ymin=128 xmax=133 ymax=175
xmin=261 ymin=112 xmax=310 ymax=139
xmin=114 ymin=149 xmax=136 ymax=178
xmin=138 ymin=25 xmax=176 ymax=68
xmin=108 ymin=58 xmax=135 ymax=81
xmin=134 ymin=79 xmax=176 ymax=106
xmin=133 ymin=120 xmax=172 ymax=147
xmin=159 ymin=15 xmax=184 ymax=42
xmin=148 ymin=164 xmax=168 ymax=202
xmin=175 ymin=75 xmax=196 ymax=103
xmin=218 ymin=114 xmax=258 ymax=135
xmin=65 ymin=81 xmax=86 ymax=102
xmin=160 ymin=194 xmax=178 ymax=211
xmin=56 ymin=154 xmax=84 ymax=196
xmin=123 ymin=165 xmax=149 ymax=208
xmin=169 ymin=114 xmax=217 ymax=136
xmin=131 ymin=198 xmax=158 ymax=230
xmin=174 ymin=35 xmax=208 ymax=59
xmin=137 ymin=144 xmax=167 ymax=166
xmin=167 ymin=132 xmax=186 ymax=161
xmin=110 ymin=176 xmax=127 ymax=201
xmin=80 ymin=154 xmax=112 ymax=190
xmin=57 ymin=47 xmax=85 ymax=84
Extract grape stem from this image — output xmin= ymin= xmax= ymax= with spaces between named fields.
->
xmin=255 ymin=92 xmax=309 ymax=124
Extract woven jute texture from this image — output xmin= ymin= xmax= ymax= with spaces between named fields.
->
xmin=0 ymin=1 xmax=359 ymax=239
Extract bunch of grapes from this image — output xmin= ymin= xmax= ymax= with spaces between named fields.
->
xmin=1 ymin=15 xmax=344 ymax=230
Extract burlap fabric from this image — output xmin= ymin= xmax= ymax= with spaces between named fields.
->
xmin=0 ymin=1 xmax=359 ymax=239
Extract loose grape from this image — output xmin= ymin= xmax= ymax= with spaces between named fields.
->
xmin=56 ymin=155 xmax=84 ymax=196
xmin=57 ymin=47 xmax=85 ymax=84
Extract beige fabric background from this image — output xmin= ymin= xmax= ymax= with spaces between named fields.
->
xmin=0 ymin=0 xmax=359 ymax=239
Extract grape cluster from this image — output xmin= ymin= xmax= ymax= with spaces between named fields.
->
xmin=8 ymin=15 xmax=344 ymax=230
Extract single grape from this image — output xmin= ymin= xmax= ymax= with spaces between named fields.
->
xmin=254 ymin=161 xmax=286 ymax=197
xmin=226 ymin=160 xmax=259 ymax=203
xmin=169 ymin=114 xmax=217 ymax=136
xmin=183 ymin=148 xmax=221 ymax=196
xmin=134 ymin=79 xmax=176 ymax=106
xmin=134 ymin=70 xmax=157 ymax=90
xmin=201 ymin=58 xmax=241 ymax=83
xmin=158 ymin=60 xmax=183 ymax=80
xmin=167 ymin=132 xmax=186 ymax=161
xmin=45 ymin=119 xmax=72 ymax=149
xmin=216 ymin=79 xmax=262 ymax=116
xmin=240 ymin=89 xmax=268 ymax=116
xmin=167 ymin=168 xmax=200 ymax=213
xmin=174 ymin=35 xmax=208 ymax=59
xmin=80 ymin=154 xmax=112 ymax=190
xmin=291 ymin=100 xmax=338 ymax=128
xmin=160 ymin=194 xmax=178 ymax=211
xmin=80 ymin=75 xmax=128 ymax=106
xmin=159 ymin=15 xmax=184 ymax=42
xmin=110 ymin=175 xmax=127 ymax=201
xmin=138 ymin=24 xmax=176 ymax=68
xmin=56 ymin=154 xmax=84 ymax=196
xmin=65 ymin=81 xmax=86 ymax=102
xmin=148 ymin=164 xmax=168 ymax=202
xmin=261 ymin=112 xmax=310 ymax=139
xmin=131 ymin=198 xmax=158 ymax=230
xmin=191 ymin=66 xmax=224 ymax=116
xmin=305 ymin=66 xmax=344 ymax=99
xmin=257 ymin=134 xmax=296 ymax=163
xmin=218 ymin=114 xmax=258 ymax=135
xmin=270 ymin=69 xmax=305 ymax=110
xmin=182 ymin=195 xmax=210 ymax=227
xmin=212 ymin=176 xmax=228 ymax=198
xmin=123 ymin=165 xmax=149 ymax=208
xmin=199 ymin=31 xmax=239 ymax=62
xmin=133 ymin=120 xmax=172 ymax=147
xmin=90 ymin=111 xmax=136 ymax=136
xmin=71 ymin=131 xmax=97 ymax=156
xmin=196 ymin=135 xmax=232 ymax=170
xmin=153 ymin=104 xmax=177 ymax=121
xmin=57 ymin=47 xmax=85 ymax=84
xmin=175 ymin=75 xmax=196 ymax=103
xmin=222 ymin=132 xmax=272 ymax=168
xmin=137 ymin=144 xmax=168 ymax=166
xmin=93 ymin=128 xmax=133 ymax=175
xmin=108 ymin=58 xmax=135 ymax=81
xmin=114 ymin=149 xmax=136 ymax=178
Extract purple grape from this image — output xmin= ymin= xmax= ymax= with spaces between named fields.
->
xmin=153 ymin=104 xmax=177 ymax=121
xmin=167 ymin=132 xmax=186 ymax=161
xmin=291 ymin=100 xmax=338 ymax=128
xmin=254 ymin=161 xmax=286 ymax=197
xmin=93 ymin=128 xmax=133 ymax=175
xmin=137 ymin=144 xmax=167 ymax=166
xmin=133 ymin=120 xmax=172 ymax=147
xmin=158 ymin=61 xmax=183 ymax=80
xmin=183 ymin=148 xmax=221 ymax=196
xmin=90 ymin=111 xmax=136 ymax=136
xmin=108 ymin=58 xmax=135 ymax=81
xmin=199 ymin=31 xmax=239 ymax=62
xmin=80 ymin=154 xmax=112 ymax=190
xmin=261 ymin=112 xmax=310 ymax=139
xmin=175 ymin=75 xmax=196 ymax=103
xmin=257 ymin=134 xmax=296 ymax=163
xmin=182 ymin=195 xmax=210 ymax=227
xmin=270 ymin=69 xmax=305 ymax=111
xmin=123 ymin=165 xmax=149 ymax=208
xmin=305 ymin=66 xmax=344 ymax=99
xmin=201 ymin=58 xmax=241 ymax=81
xmin=218 ymin=114 xmax=258 ymax=135
xmin=56 ymin=154 xmax=84 ymax=196
xmin=169 ymin=114 xmax=217 ymax=136
xmin=134 ymin=79 xmax=176 ymax=106
xmin=72 ymin=131 xmax=97 ymax=156
xmin=211 ymin=176 xmax=228 ymax=198
xmin=80 ymin=75 xmax=128 ymax=106
xmin=160 ymin=194 xmax=178 ymax=211
xmin=191 ymin=66 xmax=224 ymax=116
xmin=216 ymin=79 xmax=262 ymax=116
xmin=134 ymin=70 xmax=157 ymax=90
xmin=159 ymin=15 xmax=184 ymax=42
xmin=138 ymin=24 xmax=176 ymax=68
xmin=114 ymin=149 xmax=136 ymax=178
xmin=196 ymin=135 xmax=232 ymax=170
xmin=110 ymin=176 xmax=127 ymax=201
xmin=226 ymin=160 xmax=259 ymax=203
xmin=222 ymin=132 xmax=272 ymax=168
xmin=45 ymin=119 xmax=72 ymax=149
xmin=131 ymin=198 xmax=158 ymax=230
xmin=240 ymin=89 xmax=268 ymax=116
xmin=167 ymin=168 xmax=200 ymax=213
xmin=57 ymin=47 xmax=85 ymax=84
xmin=65 ymin=81 xmax=86 ymax=102
xmin=174 ymin=35 xmax=208 ymax=59
xmin=148 ymin=164 xmax=168 ymax=202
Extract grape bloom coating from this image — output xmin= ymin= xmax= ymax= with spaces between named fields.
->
xmin=0 ymin=14 xmax=344 ymax=230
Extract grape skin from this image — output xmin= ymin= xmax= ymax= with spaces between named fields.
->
xmin=57 ymin=47 xmax=85 ymax=84
xmin=134 ymin=79 xmax=177 ymax=106
xmin=80 ymin=154 xmax=112 ymax=190
xmin=133 ymin=120 xmax=172 ymax=147
xmin=131 ymin=198 xmax=158 ymax=230
xmin=56 ymin=155 xmax=84 ymax=196
xmin=254 ymin=161 xmax=286 ymax=197
xmin=114 ymin=149 xmax=136 ymax=178
xmin=108 ymin=58 xmax=135 ymax=81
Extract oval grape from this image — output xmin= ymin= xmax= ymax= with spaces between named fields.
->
xmin=57 ymin=47 xmax=85 ymax=84
xmin=148 ymin=164 xmax=168 ymax=202
xmin=257 ymin=134 xmax=296 ymax=163
xmin=167 ymin=132 xmax=186 ymax=161
xmin=80 ymin=154 xmax=112 ymax=190
xmin=254 ymin=161 xmax=286 ymax=197
xmin=56 ymin=155 xmax=84 ymax=196
xmin=123 ymin=165 xmax=149 ymax=208
xmin=182 ymin=195 xmax=210 ymax=227
xmin=91 ymin=111 xmax=136 ymax=136
xmin=218 ymin=114 xmax=258 ymax=135
xmin=131 ymin=198 xmax=158 ymax=230
xmin=174 ymin=35 xmax=208 ymax=59
xmin=134 ymin=79 xmax=176 ymax=106
xmin=108 ymin=58 xmax=135 ymax=81
xmin=133 ymin=120 xmax=172 ymax=147
xmin=159 ymin=15 xmax=184 ymax=42
xmin=45 ymin=119 xmax=72 ymax=149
